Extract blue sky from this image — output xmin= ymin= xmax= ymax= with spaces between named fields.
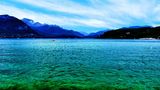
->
xmin=0 ymin=0 xmax=160 ymax=33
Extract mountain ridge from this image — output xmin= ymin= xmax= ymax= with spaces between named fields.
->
xmin=22 ymin=18 xmax=84 ymax=38
xmin=1 ymin=14 xmax=160 ymax=39
xmin=0 ymin=15 xmax=39 ymax=38
xmin=100 ymin=26 xmax=160 ymax=39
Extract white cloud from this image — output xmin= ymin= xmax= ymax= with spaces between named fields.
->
xmin=15 ymin=0 xmax=103 ymax=17
xmin=0 ymin=4 xmax=108 ymax=28
xmin=1 ymin=0 xmax=160 ymax=31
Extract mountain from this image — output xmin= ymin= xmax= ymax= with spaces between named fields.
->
xmin=22 ymin=18 xmax=84 ymax=38
xmin=86 ymin=30 xmax=108 ymax=38
xmin=2 ymin=14 xmax=159 ymax=39
xmin=0 ymin=15 xmax=39 ymax=38
xmin=121 ymin=26 xmax=151 ymax=29
xmin=100 ymin=26 xmax=160 ymax=39
xmin=80 ymin=32 xmax=89 ymax=36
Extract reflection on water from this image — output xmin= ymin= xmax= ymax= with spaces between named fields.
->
xmin=0 ymin=39 xmax=160 ymax=90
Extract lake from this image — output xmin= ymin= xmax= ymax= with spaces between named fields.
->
xmin=0 ymin=39 xmax=160 ymax=90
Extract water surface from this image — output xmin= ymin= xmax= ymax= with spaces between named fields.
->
xmin=0 ymin=39 xmax=160 ymax=90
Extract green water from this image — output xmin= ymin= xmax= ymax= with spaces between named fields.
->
xmin=0 ymin=39 xmax=160 ymax=90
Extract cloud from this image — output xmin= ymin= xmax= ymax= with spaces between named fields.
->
xmin=15 ymin=0 xmax=103 ymax=17
xmin=1 ymin=0 xmax=160 ymax=32
xmin=0 ymin=3 xmax=108 ymax=28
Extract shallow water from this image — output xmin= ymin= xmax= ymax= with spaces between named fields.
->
xmin=0 ymin=39 xmax=160 ymax=90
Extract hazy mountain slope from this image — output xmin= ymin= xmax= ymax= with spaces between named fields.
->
xmin=86 ymin=30 xmax=108 ymax=38
xmin=22 ymin=18 xmax=84 ymax=38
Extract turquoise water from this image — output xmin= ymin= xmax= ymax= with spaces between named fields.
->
xmin=0 ymin=39 xmax=160 ymax=90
